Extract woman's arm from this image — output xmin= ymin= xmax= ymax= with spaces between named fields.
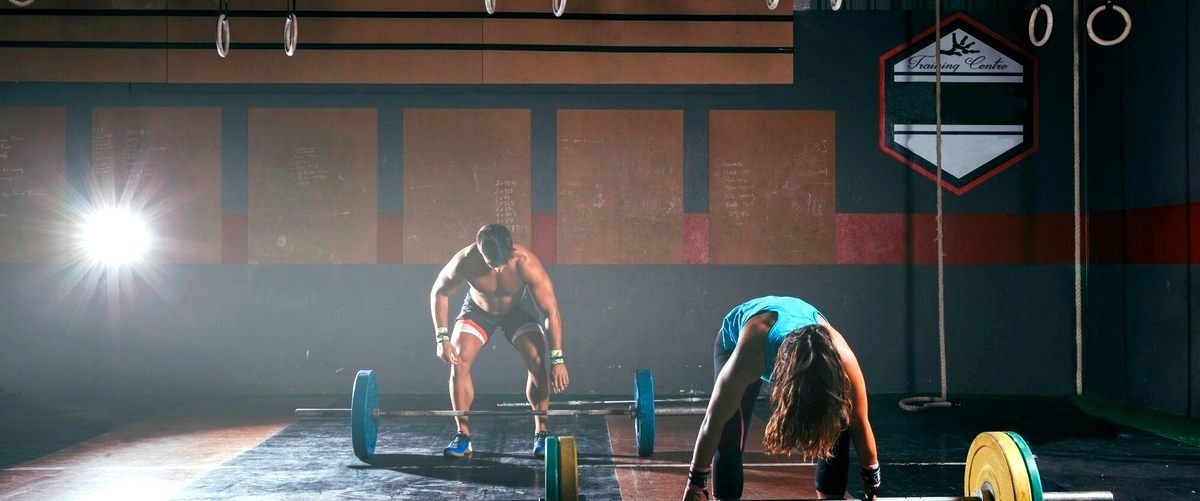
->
xmin=822 ymin=321 xmax=879 ymax=466
xmin=688 ymin=317 xmax=770 ymax=469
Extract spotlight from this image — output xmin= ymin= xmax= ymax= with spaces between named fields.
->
xmin=79 ymin=208 xmax=152 ymax=266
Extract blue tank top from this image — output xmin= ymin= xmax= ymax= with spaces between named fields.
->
xmin=720 ymin=296 xmax=825 ymax=382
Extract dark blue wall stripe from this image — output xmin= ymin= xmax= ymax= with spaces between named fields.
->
xmin=531 ymin=105 xmax=556 ymax=214
xmin=683 ymin=106 xmax=709 ymax=214
xmin=377 ymin=106 xmax=404 ymax=213
xmin=221 ymin=105 xmax=248 ymax=213
xmin=64 ymin=105 xmax=91 ymax=203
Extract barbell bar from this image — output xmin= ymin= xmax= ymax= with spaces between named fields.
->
xmin=544 ymin=431 xmax=1113 ymax=501
xmin=294 ymin=368 xmax=677 ymax=461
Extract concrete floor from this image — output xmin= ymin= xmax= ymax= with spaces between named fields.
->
xmin=0 ymin=394 xmax=1196 ymax=500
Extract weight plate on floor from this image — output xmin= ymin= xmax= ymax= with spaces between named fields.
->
xmin=351 ymin=369 xmax=380 ymax=462
xmin=1004 ymin=431 xmax=1044 ymax=501
xmin=634 ymin=369 xmax=655 ymax=457
xmin=545 ymin=436 xmax=561 ymax=501
xmin=557 ymin=436 xmax=579 ymax=501
xmin=964 ymin=431 xmax=1036 ymax=501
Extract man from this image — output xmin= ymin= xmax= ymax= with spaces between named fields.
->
xmin=683 ymin=296 xmax=880 ymax=500
xmin=430 ymin=223 xmax=569 ymax=458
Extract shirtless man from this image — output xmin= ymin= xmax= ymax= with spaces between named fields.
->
xmin=430 ymin=223 xmax=569 ymax=458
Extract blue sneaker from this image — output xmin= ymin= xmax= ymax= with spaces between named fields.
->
xmin=443 ymin=432 xmax=472 ymax=458
xmin=533 ymin=431 xmax=549 ymax=458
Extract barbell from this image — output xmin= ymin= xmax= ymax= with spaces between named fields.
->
xmin=294 ymin=368 xmax=681 ymax=461
xmin=544 ymin=431 xmax=1113 ymax=501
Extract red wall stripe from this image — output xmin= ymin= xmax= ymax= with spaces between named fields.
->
xmin=837 ymin=213 xmax=1073 ymax=265
xmin=377 ymin=212 xmax=404 ymax=264
xmin=1122 ymin=204 xmax=1190 ymax=264
xmin=220 ymin=212 xmax=248 ymax=264
xmin=683 ymin=213 xmax=710 ymax=264
xmin=532 ymin=213 xmax=556 ymax=265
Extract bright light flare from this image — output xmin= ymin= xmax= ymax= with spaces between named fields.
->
xmin=78 ymin=207 xmax=152 ymax=266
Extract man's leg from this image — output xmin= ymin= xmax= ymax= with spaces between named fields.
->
xmin=449 ymin=320 xmax=486 ymax=436
xmin=510 ymin=324 xmax=549 ymax=434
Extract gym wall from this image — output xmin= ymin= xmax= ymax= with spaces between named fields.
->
xmin=1 ymin=1 xmax=1190 ymax=419
xmin=1081 ymin=0 xmax=1200 ymax=417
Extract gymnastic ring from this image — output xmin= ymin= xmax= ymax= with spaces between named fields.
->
xmin=830 ymin=0 xmax=842 ymax=11
xmin=485 ymin=0 xmax=496 ymax=15
xmin=216 ymin=13 xmax=231 ymax=58
xmin=284 ymin=13 xmax=298 ymax=56
xmin=765 ymin=0 xmax=779 ymax=11
xmin=552 ymin=0 xmax=566 ymax=17
xmin=1086 ymin=2 xmax=1131 ymax=47
xmin=1028 ymin=3 xmax=1053 ymax=47
xmin=7 ymin=0 xmax=35 ymax=7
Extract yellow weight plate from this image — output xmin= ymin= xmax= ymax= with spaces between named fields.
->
xmin=557 ymin=436 xmax=580 ymax=501
xmin=964 ymin=432 xmax=1034 ymax=501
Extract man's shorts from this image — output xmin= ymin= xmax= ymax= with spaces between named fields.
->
xmin=454 ymin=295 xmax=542 ymax=345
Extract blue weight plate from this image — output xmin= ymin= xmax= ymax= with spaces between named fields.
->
xmin=634 ymin=369 xmax=655 ymax=457
xmin=351 ymin=369 xmax=379 ymax=462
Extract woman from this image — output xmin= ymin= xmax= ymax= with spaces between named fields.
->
xmin=683 ymin=296 xmax=880 ymax=500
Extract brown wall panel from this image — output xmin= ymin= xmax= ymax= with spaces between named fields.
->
xmin=90 ymin=108 xmax=222 ymax=266
xmin=167 ymin=0 xmax=482 ymax=12
xmin=484 ymin=19 xmax=791 ymax=47
xmin=0 ymin=16 xmax=165 ymax=42
xmin=709 ymin=110 xmax=836 ymax=264
xmin=0 ymin=49 xmax=165 ymax=82
xmin=493 ymin=0 xmax=792 ymax=15
xmin=247 ymin=108 xmax=377 ymax=264
xmin=167 ymin=50 xmax=482 ymax=83
xmin=484 ymin=52 xmax=791 ymax=84
xmin=402 ymin=108 xmax=532 ymax=264
xmin=167 ymin=17 xmax=481 ymax=44
xmin=0 ymin=107 xmax=65 ymax=263
xmin=557 ymin=110 xmax=683 ymax=264
xmin=1 ymin=1 xmax=166 ymax=9
xmin=165 ymin=0 xmax=788 ymax=14
xmin=91 ymin=107 xmax=223 ymax=264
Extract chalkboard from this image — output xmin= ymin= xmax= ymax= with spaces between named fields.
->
xmin=0 ymin=107 xmax=65 ymax=263
xmin=557 ymin=109 xmax=684 ymax=264
xmin=402 ymin=108 xmax=532 ymax=264
xmin=247 ymin=108 xmax=377 ymax=264
xmin=91 ymin=107 xmax=222 ymax=263
xmin=709 ymin=110 xmax=836 ymax=264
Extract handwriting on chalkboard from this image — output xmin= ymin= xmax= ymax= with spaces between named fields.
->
xmin=0 ymin=135 xmax=44 ymax=219
xmin=494 ymin=179 xmax=522 ymax=233
xmin=719 ymin=162 xmax=755 ymax=226
xmin=0 ymin=135 xmax=25 ymax=161
xmin=91 ymin=127 xmax=166 ymax=180
xmin=289 ymin=146 xmax=330 ymax=187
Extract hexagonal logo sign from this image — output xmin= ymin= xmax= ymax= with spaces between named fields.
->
xmin=879 ymin=13 xmax=1038 ymax=195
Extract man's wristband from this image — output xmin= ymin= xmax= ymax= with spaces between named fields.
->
xmin=435 ymin=326 xmax=450 ymax=343
xmin=549 ymin=349 xmax=565 ymax=365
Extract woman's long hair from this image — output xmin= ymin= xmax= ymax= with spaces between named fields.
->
xmin=762 ymin=324 xmax=851 ymax=459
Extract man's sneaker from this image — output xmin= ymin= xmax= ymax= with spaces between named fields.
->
xmin=533 ymin=431 xmax=550 ymax=458
xmin=443 ymin=432 xmax=472 ymax=458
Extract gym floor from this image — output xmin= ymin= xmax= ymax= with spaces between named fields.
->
xmin=0 ymin=394 xmax=1195 ymax=500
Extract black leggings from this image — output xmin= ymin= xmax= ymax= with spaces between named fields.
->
xmin=712 ymin=334 xmax=851 ymax=500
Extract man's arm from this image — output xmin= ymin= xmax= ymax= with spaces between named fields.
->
xmin=519 ymin=247 xmax=568 ymax=391
xmin=430 ymin=248 xmax=467 ymax=364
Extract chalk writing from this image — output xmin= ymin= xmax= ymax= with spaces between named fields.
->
xmin=289 ymin=146 xmax=329 ymax=187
